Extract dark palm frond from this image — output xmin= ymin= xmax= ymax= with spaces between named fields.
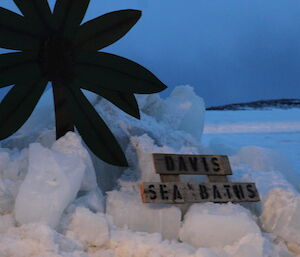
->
xmin=80 ymin=82 xmax=140 ymax=119
xmin=64 ymin=82 xmax=128 ymax=166
xmin=0 ymin=78 xmax=47 ymax=140
xmin=75 ymin=52 xmax=167 ymax=93
xmin=0 ymin=52 xmax=40 ymax=88
xmin=13 ymin=0 xmax=53 ymax=31
xmin=0 ymin=8 xmax=40 ymax=50
xmin=74 ymin=9 xmax=141 ymax=51
xmin=53 ymin=0 xmax=90 ymax=38
xmin=0 ymin=0 xmax=167 ymax=167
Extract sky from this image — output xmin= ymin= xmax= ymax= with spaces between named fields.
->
xmin=1 ymin=0 xmax=300 ymax=107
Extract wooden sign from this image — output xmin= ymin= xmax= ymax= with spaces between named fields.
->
xmin=153 ymin=153 xmax=232 ymax=175
xmin=140 ymin=153 xmax=260 ymax=204
xmin=141 ymin=182 xmax=260 ymax=203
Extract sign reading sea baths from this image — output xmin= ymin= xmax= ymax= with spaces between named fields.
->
xmin=140 ymin=154 xmax=260 ymax=204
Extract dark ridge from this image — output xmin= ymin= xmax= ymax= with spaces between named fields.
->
xmin=206 ymin=99 xmax=300 ymax=111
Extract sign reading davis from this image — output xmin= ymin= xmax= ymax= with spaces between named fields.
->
xmin=153 ymin=153 xmax=232 ymax=175
xmin=141 ymin=182 xmax=260 ymax=204
xmin=140 ymin=153 xmax=260 ymax=204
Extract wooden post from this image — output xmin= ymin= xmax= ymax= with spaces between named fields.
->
xmin=160 ymin=174 xmax=180 ymax=183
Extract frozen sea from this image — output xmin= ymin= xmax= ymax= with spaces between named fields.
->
xmin=203 ymin=109 xmax=300 ymax=175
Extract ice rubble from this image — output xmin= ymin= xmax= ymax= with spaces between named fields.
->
xmin=179 ymin=203 xmax=260 ymax=248
xmin=106 ymin=189 xmax=181 ymax=240
xmin=15 ymin=134 xmax=86 ymax=228
xmin=66 ymin=207 xmax=110 ymax=249
xmin=0 ymin=85 xmax=299 ymax=257
xmin=261 ymin=188 xmax=300 ymax=252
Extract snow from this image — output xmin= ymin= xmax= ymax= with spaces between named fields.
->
xmin=261 ymin=188 xmax=300 ymax=248
xmin=0 ymin=223 xmax=84 ymax=257
xmin=15 ymin=134 xmax=86 ymax=228
xmin=66 ymin=207 xmax=110 ymax=249
xmin=179 ymin=203 xmax=260 ymax=248
xmin=106 ymin=189 xmax=181 ymax=240
xmin=203 ymin=109 xmax=300 ymax=134
xmin=0 ymin=178 xmax=14 ymax=214
xmin=144 ymin=85 xmax=205 ymax=141
xmin=223 ymin=233 xmax=292 ymax=257
xmin=0 ymin=85 xmax=300 ymax=256
xmin=71 ymin=188 xmax=105 ymax=214
xmin=0 ymin=214 xmax=14 ymax=233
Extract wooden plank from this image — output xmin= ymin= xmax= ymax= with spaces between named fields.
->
xmin=153 ymin=153 xmax=232 ymax=175
xmin=140 ymin=182 xmax=260 ymax=204
xmin=160 ymin=174 xmax=180 ymax=182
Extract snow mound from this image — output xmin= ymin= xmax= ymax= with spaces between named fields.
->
xmin=145 ymin=85 xmax=205 ymax=141
xmin=129 ymin=133 xmax=201 ymax=183
xmin=230 ymin=146 xmax=297 ymax=200
xmin=107 ymin=229 xmax=194 ymax=257
xmin=52 ymin=132 xmax=98 ymax=191
xmin=0 ymin=178 xmax=14 ymax=214
xmin=15 ymin=133 xmax=86 ymax=228
xmin=230 ymin=146 xmax=300 ymax=191
xmin=0 ymin=223 xmax=84 ymax=257
xmin=261 ymin=188 xmax=300 ymax=252
xmin=0 ymin=214 xmax=15 ymax=233
xmin=179 ymin=203 xmax=260 ymax=248
xmin=106 ymin=189 xmax=181 ymax=240
xmin=223 ymin=233 xmax=292 ymax=257
xmin=66 ymin=207 xmax=109 ymax=249
xmin=93 ymin=227 xmax=290 ymax=257
xmin=1 ymin=85 xmax=300 ymax=256
xmin=71 ymin=188 xmax=105 ymax=214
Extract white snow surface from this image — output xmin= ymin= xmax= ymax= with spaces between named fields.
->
xmin=15 ymin=134 xmax=86 ymax=228
xmin=0 ymin=85 xmax=299 ymax=256
xmin=66 ymin=207 xmax=110 ymax=249
xmin=106 ymin=189 xmax=181 ymax=240
xmin=179 ymin=203 xmax=260 ymax=248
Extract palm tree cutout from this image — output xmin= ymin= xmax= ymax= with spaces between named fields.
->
xmin=0 ymin=0 xmax=167 ymax=167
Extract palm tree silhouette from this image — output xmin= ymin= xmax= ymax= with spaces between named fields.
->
xmin=0 ymin=0 xmax=167 ymax=166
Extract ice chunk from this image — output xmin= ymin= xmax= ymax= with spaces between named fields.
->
xmin=0 ymin=223 xmax=84 ymax=257
xmin=36 ymin=128 xmax=56 ymax=148
xmin=52 ymin=132 xmax=98 ymax=191
xmin=90 ymin=151 xmax=125 ymax=193
xmin=0 ymin=214 xmax=15 ymax=233
xmin=194 ymin=248 xmax=221 ymax=257
xmin=90 ymin=250 xmax=116 ymax=257
xmin=232 ymin=146 xmax=284 ymax=172
xmin=89 ymin=86 xmax=203 ymax=191
xmin=15 ymin=140 xmax=85 ymax=228
xmin=224 ymin=233 xmax=292 ymax=257
xmin=129 ymin=134 xmax=200 ymax=183
xmin=0 ymin=151 xmax=9 ymax=174
xmin=0 ymin=148 xmax=28 ymax=183
xmin=66 ymin=207 xmax=109 ymax=249
xmin=106 ymin=190 xmax=181 ymax=240
xmin=0 ymin=178 xmax=14 ymax=214
xmin=136 ymin=93 xmax=164 ymax=118
xmin=129 ymin=134 xmax=173 ymax=182
xmin=230 ymin=146 xmax=300 ymax=191
xmin=72 ymin=188 xmax=105 ymax=213
xmin=179 ymin=203 xmax=260 ymax=248
xmin=153 ymin=85 xmax=205 ymax=141
xmin=108 ymin=229 xmax=195 ymax=257
xmin=0 ymin=223 xmax=59 ymax=256
xmin=260 ymin=188 xmax=300 ymax=249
